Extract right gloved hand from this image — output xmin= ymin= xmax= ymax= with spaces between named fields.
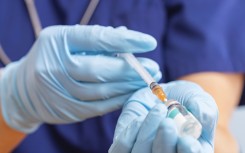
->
xmin=0 ymin=25 xmax=161 ymax=133
xmin=109 ymin=81 xmax=218 ymax=153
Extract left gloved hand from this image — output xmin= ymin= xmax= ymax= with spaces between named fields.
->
xmin=109 ymin=81 xmax=218 ymax=153
xmin=0 ymin=25 xmax=161 ymax=133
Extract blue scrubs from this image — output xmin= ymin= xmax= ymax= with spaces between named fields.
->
xmin=1 ymin=0 xmax=245 ymax=152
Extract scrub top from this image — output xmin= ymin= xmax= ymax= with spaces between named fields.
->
xmin=1 ymin=0 xmax=245 ymax=153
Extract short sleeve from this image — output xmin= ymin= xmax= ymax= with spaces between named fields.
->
xmin=164 ymin=0 xmax=245 ymax=80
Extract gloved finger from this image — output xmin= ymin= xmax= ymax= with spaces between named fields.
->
xmin=177 ymin=136 xmax=202 ymax=153
xmin=63 ymin=25 xmax=157 ymax=53
xmin=131 ymin=103 xmax=168 ymax=153
xmin=152 ymin=118 xmax=178 ymax=153
xmin=112 ymin=87 xmax=162 ymax=140
xmin=34 ymin=89 xmax=134 ymax=123
xmin=198 ymin=138 xmax=214 ymax=153
xmin=113 ymin=97 xmax=151 ymax=140
xmin=115 ymin=26 xmax=128 ymax=30
xmin=65 ymin=56 xmax=160 ymax=82
xmin=109 ymin=117 xmax=144 ymax=153
xmin=60 ymin=73 xmax=161 ymax=101
xmin=62 ymin=80 xmax=148 ymax=101
xmin=161 ymin=81 xmax=218 ymax=144
xmin=39 ymin=25 xmax=156 ymax=54
xmin=183 ymin=93 xmax=218 ymax=146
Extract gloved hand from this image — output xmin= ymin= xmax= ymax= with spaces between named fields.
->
xmin=109 ymin=81 xmax=218 ymax=153
xmin=0 ymin=25 xmax=161 ymax=133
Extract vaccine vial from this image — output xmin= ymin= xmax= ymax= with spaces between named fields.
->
xmin=165 ymin=100 xmax=202 ymax=139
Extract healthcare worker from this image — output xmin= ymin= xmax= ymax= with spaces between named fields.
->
xmin=0 ymin=24 xmax=218 ymax=153
xmin=0 ymin=0 xmax=244 ymax=153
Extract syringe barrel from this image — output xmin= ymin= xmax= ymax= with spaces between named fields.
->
xmin=119 ymin=53 xmax=155 ymax=86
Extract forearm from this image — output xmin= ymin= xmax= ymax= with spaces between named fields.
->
xmin=0 ymin=108 xmax=26 ymax=152
xmin=0 ymin=68 xmax=26 ymax=153
xmin=179 ymin=72 xmax=243 ymax=153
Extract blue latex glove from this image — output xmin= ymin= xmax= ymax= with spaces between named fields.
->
xmin=109 ymin=81 xmax=218 ymax=153
xmin=0 ymin=25 xmax=161 ymax=133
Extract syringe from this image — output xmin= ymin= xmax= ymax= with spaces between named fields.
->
xmin=119 ymin=53 xmax=168 ymax=102
xmin=119 ymin=53 xmax=202 ymax=139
